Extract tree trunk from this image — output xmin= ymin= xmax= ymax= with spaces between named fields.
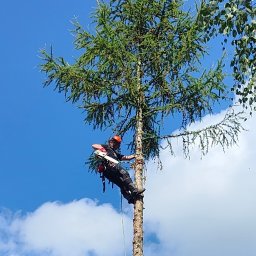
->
xmin=133 ymin=59 xmax=144 ymax=256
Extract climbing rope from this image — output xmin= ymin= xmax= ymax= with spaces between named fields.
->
xmin=120 ymin=194 xmax=127 ymax=256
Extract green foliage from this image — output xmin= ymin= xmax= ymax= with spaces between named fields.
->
xmin=41 ymin=0 xmax=251 ymax=160
xmin=197 ymin=0 xmax=256 ymax=108
xmin=85 ymin=152 xmax=102 ymax=174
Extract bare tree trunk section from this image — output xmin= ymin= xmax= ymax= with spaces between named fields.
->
xmin=133 ymin=59 xmax=144 ymax=256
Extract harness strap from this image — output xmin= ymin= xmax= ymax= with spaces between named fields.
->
xmin=100 ymin=173 xmax=106 ymax=193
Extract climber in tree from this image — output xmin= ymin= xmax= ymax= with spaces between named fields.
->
xmin=92 ymin=135 xmax=145 ymax=204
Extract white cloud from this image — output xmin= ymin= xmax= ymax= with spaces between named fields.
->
xmin=1 ymin=109 xmax=256 ymax=256
xmin=144 ymin=110 xmax=256 ymax=256
xmin=0 ymin=199 xmax=132 ymax=256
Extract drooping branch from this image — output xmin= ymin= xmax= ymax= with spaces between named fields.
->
xmin=160 ymin=108 xmax=246 ymax=157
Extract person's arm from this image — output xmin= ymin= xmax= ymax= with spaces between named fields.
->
xmin=121 ymin=154 xmax=135 ymax=161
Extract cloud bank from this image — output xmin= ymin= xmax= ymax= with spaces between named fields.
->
xmin=144 ymin=109 xmax=256 ymax=256
xmin=1 ymin=109 xmax=256 ymax=256
xmin=0 ymin=199 xmax=132 ymax=256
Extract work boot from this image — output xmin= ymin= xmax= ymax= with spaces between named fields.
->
xmin=121 ymin=188 xmax=133 ymax=203
xmin=127 ymin=183 xmax=145 ymax=197
xmin=127 ymin=196 xmax=135 ymax=204
xmin=133 ymin=187 xmax=146 ymax=196
xmin=121 ymin=191 xmax=135 ymax=204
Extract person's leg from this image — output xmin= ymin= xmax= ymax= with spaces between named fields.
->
xmin=106 ymin=171 xmax=135 ymax=204
xmin=116 ymin=166 xmax=145 ymax=196
xmin=120 ymin=187 xmax=135 ymax=204
xmin=105 ymin=166 xmax=145 ymax=203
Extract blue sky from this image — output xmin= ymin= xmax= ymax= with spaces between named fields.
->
xmin=0 ymin=0 xmax=115 ymax=211
xmin=1 ymin=1 xmax=256 ymax=256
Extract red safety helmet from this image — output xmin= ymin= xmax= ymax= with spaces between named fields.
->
xmin=112 ymin=135 xmax=122 ymax=143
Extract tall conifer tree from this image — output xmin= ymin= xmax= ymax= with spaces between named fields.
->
xmin=41 ymin=1 xmax=255 ymax=255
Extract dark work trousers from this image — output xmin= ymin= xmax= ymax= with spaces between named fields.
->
xmin=103 ymin=164 xmax=135 ymax=201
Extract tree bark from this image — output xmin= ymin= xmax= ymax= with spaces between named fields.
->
xmin=133 ymin=58 xmax=144 ymax=256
